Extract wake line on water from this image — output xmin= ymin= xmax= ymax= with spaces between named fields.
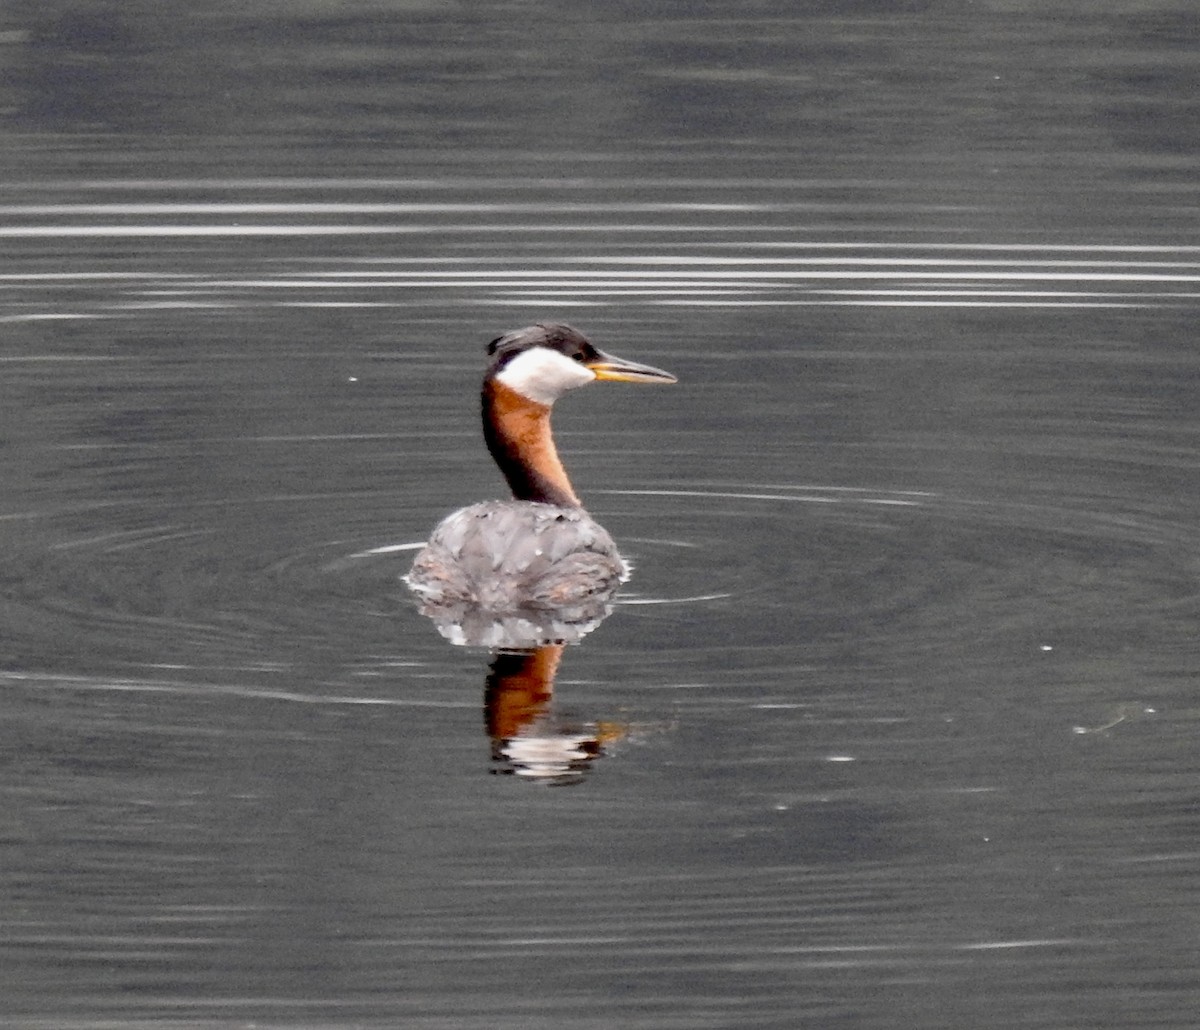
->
xmin=0 ymin=671 xmax=471 ymax=708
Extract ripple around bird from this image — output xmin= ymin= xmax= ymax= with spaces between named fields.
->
xmin=4 ymin=476 xmax=1197 ymax=699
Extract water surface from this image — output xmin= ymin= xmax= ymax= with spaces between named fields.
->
xmin=3 ymin=3 xmax=1200 ymax=1028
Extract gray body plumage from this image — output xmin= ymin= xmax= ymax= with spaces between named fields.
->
xmin=406 ymin=500 xmax=628 ymax=612
xmin=405 ymin=324 xmax=674 ymax=645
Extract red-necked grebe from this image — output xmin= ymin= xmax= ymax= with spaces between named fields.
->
xmin=406 ymin=323 xmax=676 ymax=612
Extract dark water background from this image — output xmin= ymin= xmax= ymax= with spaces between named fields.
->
xmin=3 ymin=2 xmax=1200 ymax=1027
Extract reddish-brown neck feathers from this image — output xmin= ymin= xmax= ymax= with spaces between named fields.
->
xmin=482 ymin=379 xmax=582 ymax=508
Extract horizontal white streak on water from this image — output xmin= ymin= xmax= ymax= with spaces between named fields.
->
xmin=87 ymin=297 xmax=1170 ymax=313
xmin=4 ymin=226 xmax=1199 ymax=250
xmin=813 ymin=290 xmax=1200 ymax=299
xmin=128 ymin=289 xmax=762 ymax=299
xmin=0 ymin=224 xmax=847 ymax=237
xmin=132 ymin=272 xmax=1200 ymax=284
xmin=716 ymin=242 xmax=1200 ymax=253
xmin=0 ymin=202 xmax=762 ymax=215
xmin=490 ymin=291 xmax=765 ymax=297
xmin=1 ymin=672 xmax=469 ymax=708
xmin=544 ymin=255 xmax=1200 ymax=267
xmin=350 ymin=542 xmax=426 ymax=557
xmin=12 ymin=174 xmax=1195 ymax=194
xmin=287 ymin=258 xmax=1200 ymax=272
xmin=0 ymin=313 xmax=114 ymax=322
xmin=0 ymin=225 xmax=425 ymax=237
xmin=50 ymin=526 xmax=210 ymax=553
xmin=652 ymin=299 xmax=1157 ymax=308
xmin=595 ymin=488 xmax=921 ymax=505
xmin=476 ymin=300 xmax=610 ymax=307
xmin=489 ymin=291 xmax=1197 ymax=302
xmin=957 ymin=939 xmax=1091 ymax=951
xmin=265 ymin=301 xmax=440 ymax=308
xmin=306 ymin=243 xmax=1200 ymax=257
xmin=107 ymin=301 xmax=240 ymax=310
xmin=658 ymin=484 xmax=936 ymax=496
xmin=616 ymin=593 xmax=736 ymax=605
xmin=0 ymin=272 xmax=190 ymax=280
xmin=140 ymin=278 xmax=778 ymax=288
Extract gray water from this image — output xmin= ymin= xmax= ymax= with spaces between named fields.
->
xmin=3 ymin=3 xmax=1200 ymax=1027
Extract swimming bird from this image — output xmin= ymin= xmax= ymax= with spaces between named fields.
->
xmin=406 ymin=323 xmax=676 ymax=617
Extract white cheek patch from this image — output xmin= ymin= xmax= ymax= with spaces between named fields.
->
xmin=495 ymin=347 xmax=596 ymax=405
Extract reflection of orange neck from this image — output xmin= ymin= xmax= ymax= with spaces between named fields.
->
xmin=484 ymin=644 xmax=564 ymax=740
xmin=482 ymin=380 xmax=581 ymax=507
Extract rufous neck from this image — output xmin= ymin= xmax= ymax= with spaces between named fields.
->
xmin=482 ymin=379 xmax=582 ymax=508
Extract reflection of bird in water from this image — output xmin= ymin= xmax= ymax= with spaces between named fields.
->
xmin=484 ymin=644 xmax=627 ymax=784
xmin=406 ymin=323 xmax=676 ymax=637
